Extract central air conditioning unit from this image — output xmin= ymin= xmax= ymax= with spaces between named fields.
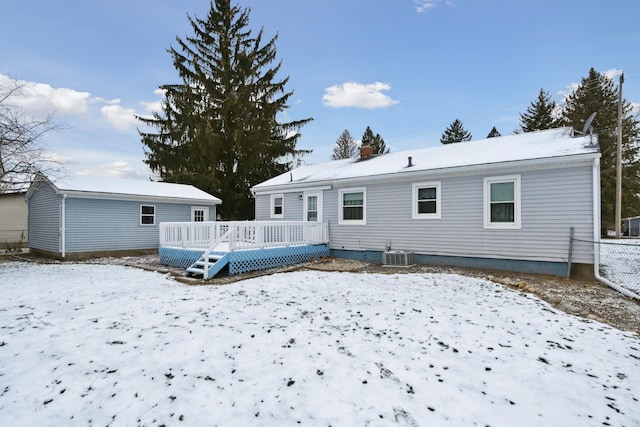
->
xmin=382 ymin=251 xmax=415 ymax=267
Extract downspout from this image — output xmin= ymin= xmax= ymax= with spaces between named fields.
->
xmin=592 ymin=158 xmax=639 ymax=300
xmin=61 ymin=194 xmax=66 ymax=259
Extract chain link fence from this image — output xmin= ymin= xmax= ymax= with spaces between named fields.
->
xmin=572 ymin=238 xmax=640 ymax=299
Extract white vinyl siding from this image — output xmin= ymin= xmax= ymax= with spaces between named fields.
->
xmin=339 ymin=188 xmax=366 ymax=225
xmin=328 ymin=165 xmax=594 ymax=264
xmin=412 ymin=182 xmax=441 ymax=219
xmin=27 ymin=181 xmax=61 ymax=252
xmin=483 ymin=175 xmax=521 ymax=229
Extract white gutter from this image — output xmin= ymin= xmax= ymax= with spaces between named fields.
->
xmin=591 ymin=157 xmax=639 ymax=300
xmin=61 ymin=194 xmax=67 ymax=259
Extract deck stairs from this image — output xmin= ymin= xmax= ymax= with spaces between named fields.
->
xmin=185 ymin=251 xmax=230 ymax=279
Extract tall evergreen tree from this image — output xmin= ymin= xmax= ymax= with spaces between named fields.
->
xmin=560 ymin=68 xmax=640 ymax=228
xmin=440 ymin=119 xmax=471 ymax=144
xmin=361 ymin=126 xmax=389 ymax=154
xmin=331 ymin=129 xmax=357 ymax=160
xmin=487 ymin=126 xmax=501 ymax=138
xmin=518 ymin=88 xmax=560 ymax=133
xmin=138 ymin=0 xmax=312 ymax=219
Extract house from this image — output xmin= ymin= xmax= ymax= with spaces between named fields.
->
xmin=26 ymin=173 xmax=221 ymax=259
xmin=251 ymin=127 xmax=601 ymax=277
xmin=0 ymin=190 xmax=28 ymax=250
xmin=623 ymin=216 xmax=640 ymax=237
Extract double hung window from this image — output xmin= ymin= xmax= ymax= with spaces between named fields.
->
xmin=339 ymin=188 xmax=366 ymax=225
xmin=271 ymin=194 xmax=284 ymax=218
xmin=140 ymin=205 xmax=156 ymax=225
xmin=412 ymin=182 xmax=441 ymax=219
xmin=484 ymin=175 xmax=521 ymax=229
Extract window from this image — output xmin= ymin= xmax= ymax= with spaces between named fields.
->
xmin=339 ymin=188 xmax=366 ymax=225
xmin=412 ymin=182 xmax=441 ymax=219
xmin=191 ymin=206 xmax=209 ymax=222
xmin=483 ymin=175 xmax=521 ymax=229
xmin=304 ymin=191 xmax=323 ymax=222
xmin=307 ymin=196 xmax=318 ymax=221
xmin=270 ymin=194 xmax=284 ymax=218
xmin=140 ymin=205 xmax=156 ymax=226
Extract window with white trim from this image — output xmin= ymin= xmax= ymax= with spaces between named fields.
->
xmin=191 ymin=206 xmax=209 ymax=222
xmin=270 ymin=194 xmax=284 ymax=218
xmin=483 ymin=175 xmax=521 ymax=229
xmin=140 ymin=205 xmax=156 ymax=226
xmin=412 ymin=182 xmax=441 ymax=219
xmin=339 ymin=188 xmax=366 ymax=225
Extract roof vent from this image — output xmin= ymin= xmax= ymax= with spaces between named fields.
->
xmin=407 ymin=156 xmax=413 ymax=167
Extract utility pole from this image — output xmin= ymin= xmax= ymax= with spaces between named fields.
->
xmin=615 ymin=72 xmax=624 ymax=238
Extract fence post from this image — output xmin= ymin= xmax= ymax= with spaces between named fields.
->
xmin=566 ymin=227 xmax=574 ymax=279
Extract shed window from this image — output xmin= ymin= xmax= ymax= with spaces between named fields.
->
xmin=339 ymin=188 xmax=366 ymax=225
xmin=483 ymin=175 xmax=521 ymax=229
xmin=140 ymin=205 xmax=156 ymax=226
xmin=412 ymin=182 xmax=441 ymax=219
xmin=271 ymin=194 xmax=284 ymax=218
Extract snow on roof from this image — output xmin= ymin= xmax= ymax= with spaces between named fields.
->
xmin=253 ymin=128 xmax=599 ymax=191
xmin=43 ymin=174 xmax=221 ymax=204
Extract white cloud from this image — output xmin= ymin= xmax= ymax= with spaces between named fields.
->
xmin=415 ymin=1 xmax=436 ymax=12
xmin=100 ymin=102 xmax=139 ymax=131
xmin=0 ymin=73 xmax=91 ymax=119
xmin=77 ymin=161 xmax=145 ymax=179
xmin=322 ymin=82 xmax=399 ymax=109
xmin=138 ymin=88 xmax=166 ymax=118
xmin=557 ymin=82 xmax=580 ymax=104
xmin=414 ymin=0 xmax=454 ymax=13
xmin=604 ymin=68 xmax=623 ymax=80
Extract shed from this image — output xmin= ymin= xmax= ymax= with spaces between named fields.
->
xmin=623 ymin=216 xmax=640 ymax=237
xmin=26 ymin=173 xmax=221 ymax=259
xmin=251 ymin=128 xmax=601 ymax=277
xmin=0 ymin=191 xmax=28 ymax=249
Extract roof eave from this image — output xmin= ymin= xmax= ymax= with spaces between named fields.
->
xmin=252 ymin=151 xmax=600 ymax=193
xmin=58 ymin=189 xmax=222 ymax=205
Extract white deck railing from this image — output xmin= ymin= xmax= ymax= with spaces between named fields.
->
xmin=159 ymin=221 xmax=329 ymax=252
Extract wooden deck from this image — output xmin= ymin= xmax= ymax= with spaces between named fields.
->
xmin=159 ymin=221 xmax=330 ymax=278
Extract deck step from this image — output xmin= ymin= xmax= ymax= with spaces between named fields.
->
xmin=185 ymin=252 xmax=230 ymax=279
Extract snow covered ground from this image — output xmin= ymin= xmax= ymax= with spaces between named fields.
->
xmin=0 ymin=262 xmax=639 ymax=426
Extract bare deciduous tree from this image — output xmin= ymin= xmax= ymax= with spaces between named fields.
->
xmin=0 ymin=78 xmax=63 ymax=192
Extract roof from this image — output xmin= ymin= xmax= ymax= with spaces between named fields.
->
xmin=253 ymin=128 xmax=599 ymax=192
xmin=26 ymin=174 xmax=222 ymax=205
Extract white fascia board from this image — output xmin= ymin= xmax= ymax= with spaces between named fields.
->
xmin=252 ymin=185 xmax=332 ymax=196
xmin=59 ymin=190 xmax=222 ymax=205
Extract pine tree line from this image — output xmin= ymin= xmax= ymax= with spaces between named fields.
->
xmin=330 ymin=126 xmax=388 ymax=160
xmin=436 ymin=68 xmax=639 ymax=226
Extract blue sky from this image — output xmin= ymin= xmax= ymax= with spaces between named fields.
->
xmin=2 ymin=0 xmax=639 ymax=179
